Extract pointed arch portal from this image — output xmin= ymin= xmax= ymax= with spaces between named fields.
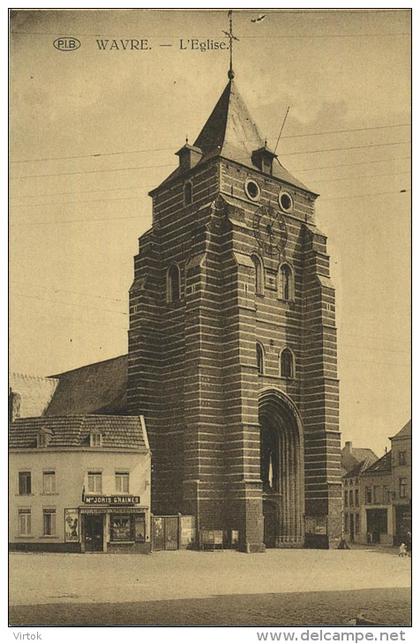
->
xmin=259 ymin=390 xmax=305 ymax=547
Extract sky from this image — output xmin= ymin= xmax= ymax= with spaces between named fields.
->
xmin=9 ymin=8 xmax=411 ymax=456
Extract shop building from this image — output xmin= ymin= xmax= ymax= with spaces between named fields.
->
xmin=9 ymin=414 xmax=151 ymax=553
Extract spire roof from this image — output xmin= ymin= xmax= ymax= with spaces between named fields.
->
xmin=153 ymin=80 xmax=313 ymax=194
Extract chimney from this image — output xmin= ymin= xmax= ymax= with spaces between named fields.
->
xmin=344 ymin=441 xmax=352 ymax=454
xmin=9 ymin=388 xmax=22 ymax=422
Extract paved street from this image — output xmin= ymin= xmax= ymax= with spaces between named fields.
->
xmin=9 ymin=548 xmax=411 ymax=626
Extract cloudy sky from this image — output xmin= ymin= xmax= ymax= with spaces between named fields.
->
xmin=10 ymin=8 xmax=410 ymax=455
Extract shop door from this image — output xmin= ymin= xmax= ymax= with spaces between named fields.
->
xmin=84 ymin=515 xmax=104 ymax=552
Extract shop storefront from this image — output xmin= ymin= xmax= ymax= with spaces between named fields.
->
xmin=78 ymin=495 xmax=150 ymax=553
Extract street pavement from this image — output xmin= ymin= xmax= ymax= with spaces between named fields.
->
xmin=9 ymin=547 xmax=411 ymax=626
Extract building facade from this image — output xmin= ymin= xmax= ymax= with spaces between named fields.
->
xmin=359 ymin=451 xmax=393 ymax=545
xmin=341 ymin=441 xmax=378 ymax=544
xmin=9 ymin=415 xmax=151 ymax=553
xmin=127 ymin=73 xmax=342 ymax=551
xmin=390 ymin=420 xmax=411 ymax=544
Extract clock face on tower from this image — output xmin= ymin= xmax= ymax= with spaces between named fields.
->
xmin=252 ymin=203 xmax=288 ymax=256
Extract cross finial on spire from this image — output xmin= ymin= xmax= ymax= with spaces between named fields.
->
xmin=223 ymin=10 xmax=239 ymax=80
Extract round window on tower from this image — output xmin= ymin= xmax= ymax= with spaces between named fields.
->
xmin=279 ymin=191 xmax=294 ymax=213
xmin=244 ymin=178 xmax=261 ymax=202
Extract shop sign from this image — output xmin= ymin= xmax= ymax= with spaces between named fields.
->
xmin=83 ymin=495 xmax=140 ymax=505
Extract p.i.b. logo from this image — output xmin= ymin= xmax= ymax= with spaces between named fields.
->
xmin=53 ymin=37 xmax=81 ymax=52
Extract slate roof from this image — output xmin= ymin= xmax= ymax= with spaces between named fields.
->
xmin=343 ymin=458 xmax=376 ymax=480
xmin=9 ymin=414 xmax=149 ymax=451
xmin=153 ymin=80 xmax=314 ymax=194
xmin=362 ymin=450 xmax=392 ymax=475
xmin=390 ymin=419 xmax=411 ymax=441
xmin=46 ymin=355 xmax=128 ymax=416
xmin=341 ymin=446 xmax=378 ymax=474
xmin=9 ymin=373 xmax=59 ymax=418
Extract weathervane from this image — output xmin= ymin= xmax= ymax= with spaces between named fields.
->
xmin=223 ymin=10 xmax=239 ymax=80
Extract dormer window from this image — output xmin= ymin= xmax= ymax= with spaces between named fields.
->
xmin=90 ymin=432 xmax=103 ymax=448
xmin=251 ymin=144 xmax=277 ymax=176
xmin=37 ymin=427 xmax=53 ymax=448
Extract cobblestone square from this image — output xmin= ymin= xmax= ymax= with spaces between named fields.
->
xmin=9 ymin=547 xmax=411 ymax=626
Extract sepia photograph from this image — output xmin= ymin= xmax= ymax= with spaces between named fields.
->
xmin=8 ymin=5 xmax=411 ymax=630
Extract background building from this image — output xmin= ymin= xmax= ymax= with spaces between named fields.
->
xmin=9 ymin=414 xmax=151 ymax=553
xmin=390 ymin=420 xmax=411 ymax=544
xmin=341 ymin=440 xmax=378 ymax=543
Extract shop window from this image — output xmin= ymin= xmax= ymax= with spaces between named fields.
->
xmin=280 ymin=348 xmax=295 ymax=379
xmin=18 ymin=471 xmax=31 ymax=495
xmin=18 ymin=509 xmax=31 ymax=536
xmin=87 ymin=471 xmax=102 ymax=494
xmin=115 ymin=472 xmax=129 ymax=494
xmin=110 ymin=514 xmax=133 ymax=542
xmin=399 ymin=477 xmax=407 ymax=499
xmin=279 ymin=263 xmax=294 ymax=301
xmin=251 ymin=254 xmax=264 ymax=296
xmin=43 ymin=509 xmax=56 ymax=536
xmin=398 ymin=451 xmax=407 ymax=465
xmin=167 ymin=263 xmax=181 ymax=303
xmin=256 ymin=342 xmax=264 ymax=376
xmin=43 ymin=471 xmax=56 ymax=494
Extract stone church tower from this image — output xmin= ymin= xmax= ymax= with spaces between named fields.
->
xmin=128 ymin=72 xmax=342 ymax=551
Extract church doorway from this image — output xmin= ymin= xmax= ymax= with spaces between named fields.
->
xmin=259 ymin=390 xmax=304 ymax=547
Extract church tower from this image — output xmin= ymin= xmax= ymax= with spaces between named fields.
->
xmin=128 ymin=70 xmax=342 ymax=550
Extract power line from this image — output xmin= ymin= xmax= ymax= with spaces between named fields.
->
xmin=10 ymin=213 xmax=148 ymax=227
xmin=10 ymin=280 xmax=124 ymax=303
xmin=10 ymin=169 xmax=410 ymax=209
xmin=12 ymin=162 xmax=176 ymax=180
xmin=10 ymin=156 xmax=410 ymax=202
xmin=10 ymin=183 xmax=153 ymax=201
xmin=278 ymin=140 xmax=410 ymax=157
xmin=280 ymin=123 xmax=410 ymax=141
xmin=10 ymin=195 xmax=147 ymax=211
xmin=11 ymin=140 xmax=410 ymax=181
xmin=10 ymin=188 xmax=410 ymax=228
xmin=295 ymin=155 xmax=410 ymax=173
xmin=321 ymin=188 xmax=410 ymax=201
xmin=310 ymin=170 xmax=410 ymax=184
xmin=14 ymin=292 xmax=128 ymax=316
xmin=11 ymin=123 xmax=410 ymax=165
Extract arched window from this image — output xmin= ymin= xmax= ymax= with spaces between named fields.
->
xmin=256 ymin=342 xmax=265 ymax=376
xmin=251 ymin=254 xmax=264 ymax=296
xmin=280 ymin=348 xmax=295 ymax=379
xmin=184 ymin=181 xmax=193 ymax=205
xmin=167 ymin=264 xmax=181 ymax=303
xmin=279 ymin=263 xmax=294 ymax=301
